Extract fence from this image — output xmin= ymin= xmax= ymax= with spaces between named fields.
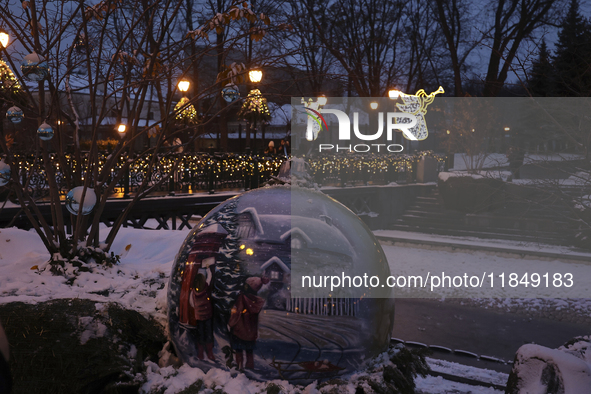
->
xmin=3 ymin=151 xmax=447 ymax=200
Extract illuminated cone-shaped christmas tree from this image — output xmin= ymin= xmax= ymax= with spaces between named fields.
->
xmin=0 ymin=60 xmax=24 ymax=102
xmin=174 ymin=97 xmax=198 ymax=125
xmin=237 ymin=89 xmax=270 ymax=123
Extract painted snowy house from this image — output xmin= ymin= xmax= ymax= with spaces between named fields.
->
xmin=189 ymin=223 xmax=229 ymax=257
xmin=261 ymin=256 xmax=290 ymax=284
xmin=235 ymin=206 xmax=358 ymax=316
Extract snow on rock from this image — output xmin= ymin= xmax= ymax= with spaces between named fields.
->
xmin=427 ymin=357 xmax=508 ymax=387
xmin=437 ymin=171 xmax=483 ymax=182
xmin=141 ymin=361 xmax=296 ymax=394
xmin=0 ymin=226 xmax=190 ymax=327
xmin=507 ymin=342 xmax=591 ymax=394
xmin=78 ymin=315 xmax=108 ymax=345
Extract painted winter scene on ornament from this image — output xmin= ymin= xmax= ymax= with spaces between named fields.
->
xmin=167 ymin=186 xmax=394 ymax=383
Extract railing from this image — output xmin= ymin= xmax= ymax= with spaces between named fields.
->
xmin=7 ymin=153 xmax=285 ymax=198
xmin=3 ymin=151 xmax=447 ymax=200
xmin=309 ymin=152 xmax=447 ymax=186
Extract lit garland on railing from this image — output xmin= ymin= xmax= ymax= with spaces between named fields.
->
xmin=308 ymin=151 xmax=447 ymax=185
xmin=9 ymin=151 xmax=446 ymax=196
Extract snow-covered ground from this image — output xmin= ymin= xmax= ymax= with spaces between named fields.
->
xmin=2 ymin=225 xmax=583 ymax=393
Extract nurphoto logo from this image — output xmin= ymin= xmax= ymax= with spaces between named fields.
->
xmin=299 ymin=87 xmax=444 ymax=153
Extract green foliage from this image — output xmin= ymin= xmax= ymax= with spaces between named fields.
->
xmin=553 ymin=0 xmax=591 ymax=96
xmin=356 ymin=344 xmax=431 ymax=394
xmin=48 ymin=238 xmax=121 ymax=280
xmin=177 ymin=380 xmax=204 ymax=394
xmin=265 ymin=383 xmax=286 ymax=394
xmin=385 ymin=346 xmax=430 ymax=393
xmin=528 ymin=40 xmax=554 ymax=97
xmin=0 ymin=299 xmax=166 ymax=393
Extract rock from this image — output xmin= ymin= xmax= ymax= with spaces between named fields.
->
xmin=0 ymin=299 xmax=166 ymax=393
xmin=506 ymin=339 xmax=591 ymax=394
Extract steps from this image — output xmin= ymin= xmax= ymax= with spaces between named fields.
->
xmin=388 ymin=189 xmax=579 ymax=246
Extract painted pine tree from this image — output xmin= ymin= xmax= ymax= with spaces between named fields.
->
xmin=201 ymin=198 xmax=246 ymax=327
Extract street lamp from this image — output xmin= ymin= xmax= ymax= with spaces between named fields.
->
xmin=370 ymin=101 xmax=378 ymax=110
xmin=0 ymin=29 xmax=9 ymax=49
xmin=116 ymin=123 xmax=130 ymax=197
xmin=388 ymin=89 xmax=401 ymax=99
xmin=178 ymin=79 xmax=190 ymax=93
xmin=318 ymin=95 xmax=327 ymax=106
xmin=248 ymin=69 xmax=263 ymax=84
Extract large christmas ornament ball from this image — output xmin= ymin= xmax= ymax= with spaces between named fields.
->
xmin=221 ymin=84 xmax=240 ymax=103
xmin=0 ymin=160 xmax=10 ymax=187
xmin=21 ymin=52 xmax=49 ymax=82
xmin=65 ymin=186 xmax=97 ymax=215
xmin=37 ymin=122 xmax=54 ymax=141
xmin=167 ymin=186 xmax=394 ymax=382
xmin=6 ymin=106 xmax=23 ymax=124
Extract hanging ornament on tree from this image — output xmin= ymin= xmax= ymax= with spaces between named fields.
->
xmin=0 ymin=159 xmax=10 ymax=187
xmin=65 ymin=186 xmax=97 ymax=215
xmin=37 ymin=122 xmax=53 ymax=141
xmin=221 ymin=83 xmax=240 ymax=103
xmin=6 ymin=106 xmax=23 ymax=123
xmin=167 ymin=183 xmax=394 ymax=382
xmin=21 ymin=52 xmax=49 ymax=81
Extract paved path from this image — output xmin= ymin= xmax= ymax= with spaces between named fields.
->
xmin=392 ymin=298 xmax=590 ymax=373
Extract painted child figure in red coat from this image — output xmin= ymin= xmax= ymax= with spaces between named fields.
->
xmin=190 ymin=264 xmax=215 ymax=361
xmin=228 ymin=276 xmax=269 ymax=369
xmin=180 ymin=257 xmax=216 ymax=361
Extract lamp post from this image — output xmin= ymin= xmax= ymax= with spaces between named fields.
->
xmin=0 ymin=29 xmax=9 ymax=49
xmin=248 ymin=69 xmax=262 ymax=84
xmin=0 ymin=29 xmax=8 ymax=151
xmin=117 ymin=123 xmax=131 ymax=198
xmin=388 ymin=89 xmax=401 ymax=99
xmin=248 ymin=68 xmax=262 ymax=154
xmin=178 ymin=79 xmax=190 ymax=94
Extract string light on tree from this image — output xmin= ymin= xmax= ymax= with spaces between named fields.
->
xmin=0 ymin=60 xmax=22 ymax=93
xmin=237 ymin=89 xmax=270 ymax=122
xmin=175 ymin=79 xmax=198 ymax=124
xmin=174 ymin=97 xmax=198 ymax=124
